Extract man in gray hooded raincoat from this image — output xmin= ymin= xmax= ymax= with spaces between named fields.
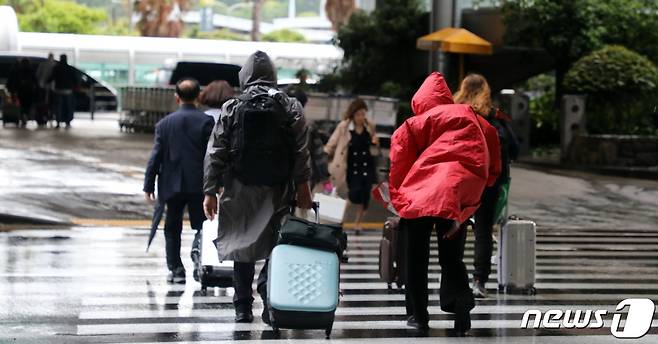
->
xmin=203 ymin=51 xmax=313 ymax=324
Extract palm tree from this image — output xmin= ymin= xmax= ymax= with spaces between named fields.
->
xmin=325 ymin=0 xmax=355 ymax=31
xmin=250 ymin=0 xmax=265 ymax=41
xmin=135 ymin=0 xmax=189 ymax=37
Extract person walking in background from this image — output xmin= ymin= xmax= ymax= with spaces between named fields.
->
xmin=49 ymin=54 xmax=79 ymax=129
xmin=143 ymin=78 xmax=215 ymax=284
xmin=202 ymin=51 xmax=313 ymax=324
xmin=325 ymin=99 xmax=379 ymax=234
xmin=35 ymin=53 xmax=57 ymax=126
xmin=285 ymin=87 xmax=330 ymax=190
xmin=6 ymin=58 xmax=37 ymax=128
xmin=454 ymin=74 xmax=519 ymax=298
xmin=198 ymin=80 xmax=235 ymax=123
xmin=389 ymin=72 xmax=501 ymax=335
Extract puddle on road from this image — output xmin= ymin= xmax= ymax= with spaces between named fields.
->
xmin=0 ymin=147 xmax=141 ymax=196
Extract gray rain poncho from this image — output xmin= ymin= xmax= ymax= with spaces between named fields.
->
xmin=203 ymin=51 xmax=311 ymax=262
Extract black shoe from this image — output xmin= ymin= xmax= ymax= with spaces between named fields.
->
xmin=167 ymin=268 xmax=186 ymax=284
xmin=406 ymin=315 xmax=429 ymax=330
xmin=235 ymin=304 xmax=254 ymax=323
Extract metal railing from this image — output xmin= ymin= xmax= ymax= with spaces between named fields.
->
xmin=119 ymin=86 xmax=399 ymax=133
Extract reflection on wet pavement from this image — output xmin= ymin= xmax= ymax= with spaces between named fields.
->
xmin=1 ymin=226 xmax=658 ymax=343
xmin=3 ymin=115 xmax=658 ymax=343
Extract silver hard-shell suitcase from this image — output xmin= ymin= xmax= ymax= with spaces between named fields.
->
xmin=497 ymin=219 xmax=536 ymax=294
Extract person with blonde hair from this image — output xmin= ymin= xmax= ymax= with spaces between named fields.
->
xmin=454 ymin=74 xmax=519 ymax=298
xmin=325 ymin=98 xmax=379 ymax=233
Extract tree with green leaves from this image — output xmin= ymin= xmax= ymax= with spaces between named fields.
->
xmin=3 ymin=0 xmax=106 ymax=34
xmin=502 ymin=0 xmax=658 ymax=105
xmin=331 ymin=0 xmax=426 ymax=102
xmin=564 ymin=45 xmax=658 ymax=134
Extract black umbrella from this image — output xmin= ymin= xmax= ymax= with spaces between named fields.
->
xmin=146 ymin=200 xmax=165 ymax=253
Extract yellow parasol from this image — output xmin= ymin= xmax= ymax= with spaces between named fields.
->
xmin=417 ymin=27 xmax=493 ymax=81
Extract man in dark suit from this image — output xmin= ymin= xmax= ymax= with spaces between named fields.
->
xmin=144 ymin=78 xmax=215 ymax=284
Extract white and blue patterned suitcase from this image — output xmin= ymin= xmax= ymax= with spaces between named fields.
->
xmin=267 ymin=243 xmax=340 ymax=338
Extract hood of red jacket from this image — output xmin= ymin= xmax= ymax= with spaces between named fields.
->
xmin=411 ymin=72 xmax=454 ymax=116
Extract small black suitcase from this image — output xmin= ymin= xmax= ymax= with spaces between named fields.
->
xmin=2 ymin=94 xmax=21 ymax=127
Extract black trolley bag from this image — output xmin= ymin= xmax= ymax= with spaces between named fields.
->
xmin=1 ymin=91 xmax=21 ymax=126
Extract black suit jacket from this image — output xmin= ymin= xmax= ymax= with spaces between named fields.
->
xmin=144 ymin=104 xmax=215 ymax=202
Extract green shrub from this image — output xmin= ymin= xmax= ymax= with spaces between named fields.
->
xmin=261 ymin=29 xmax=306 ymax=43
xmin=190 ymin=28 xmax=249 ymax=41
xmin=564 ymin=45 xmax=658 ymax=134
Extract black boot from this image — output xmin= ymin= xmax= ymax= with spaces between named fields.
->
xmin=235 ymin=302 xmax=254 ymax=323
xmin=406 ymin=315 xmax=429 ymax=330
xmin=453 ymin=296 xmax=473 ymax=335
xmin=258 ymin=285 xmax=271 ymax=325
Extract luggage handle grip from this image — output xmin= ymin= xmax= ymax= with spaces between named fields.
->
xmin=290 ymin=201 xmax=320 ymax=224
xmin=307 ymin=201 xmax=320 ymax=224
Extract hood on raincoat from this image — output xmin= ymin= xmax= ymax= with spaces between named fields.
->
xmin=388 ymin=72 xmax=501 ymax=223
xmin=411 ymin=72 xmax=454 ymax=114
xmin=239 ymin=50 xmax=277 ymax=90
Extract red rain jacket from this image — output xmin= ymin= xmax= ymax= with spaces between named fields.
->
xmin=389 ymin=72 xmax=501 ymax=223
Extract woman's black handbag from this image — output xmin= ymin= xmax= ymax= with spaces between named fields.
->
xmin=278 ymin=202 xmax=345 ymax=256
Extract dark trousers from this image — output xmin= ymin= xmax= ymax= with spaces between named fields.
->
xmin=403 ymin=217 xmax=474 ymax=323
xmin=164 ymin=193 xmax=205 ymax=272
xmin=233 ymin=261 xmax=269 ymax=307
xmin=54 ymin=93 xmax=74 ymax=124
xmin=473 ymin=185 xmax=500 ymax=284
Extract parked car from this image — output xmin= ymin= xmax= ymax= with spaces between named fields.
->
xmin=0 ymin=53 xmax=118 ymax=113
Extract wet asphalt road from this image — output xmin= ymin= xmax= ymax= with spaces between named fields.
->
xmin=2 ymin=114 xmax=658 ymax=228
xmin=1 ymin=114 xmax=658 ymax=343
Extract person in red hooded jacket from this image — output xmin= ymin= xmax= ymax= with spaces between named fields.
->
xmin=389 ymin=72 xmax=501 ymax=334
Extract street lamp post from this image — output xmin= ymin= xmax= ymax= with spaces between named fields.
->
xmin=429 ymin=0 xmax=455 ymax=74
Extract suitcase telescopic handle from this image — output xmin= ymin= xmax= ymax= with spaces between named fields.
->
xmin=290 ymin=201 xmax=321 ymax=223
xmin=312 ymin=201 xmax=320 ymax=224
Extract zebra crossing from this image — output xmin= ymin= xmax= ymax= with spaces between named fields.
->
xmin=1 ymin=225 xmax=658 ymax=343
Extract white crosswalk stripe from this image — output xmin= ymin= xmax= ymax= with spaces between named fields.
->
xmin=3 ymin=226 xmax=658 ymax=343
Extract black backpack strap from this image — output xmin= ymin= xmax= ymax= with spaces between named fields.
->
xmin=237 ymin=93 xmax=253 ymax=102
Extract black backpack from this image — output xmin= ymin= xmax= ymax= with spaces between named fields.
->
xmin=231 ymin=92 xmax=294 ymax=186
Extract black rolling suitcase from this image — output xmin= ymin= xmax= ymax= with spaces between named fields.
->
xmin=191 ymin=219 xmax=233 ymax=294
xmin=2 ymin=93 xmax=21 ymax=127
